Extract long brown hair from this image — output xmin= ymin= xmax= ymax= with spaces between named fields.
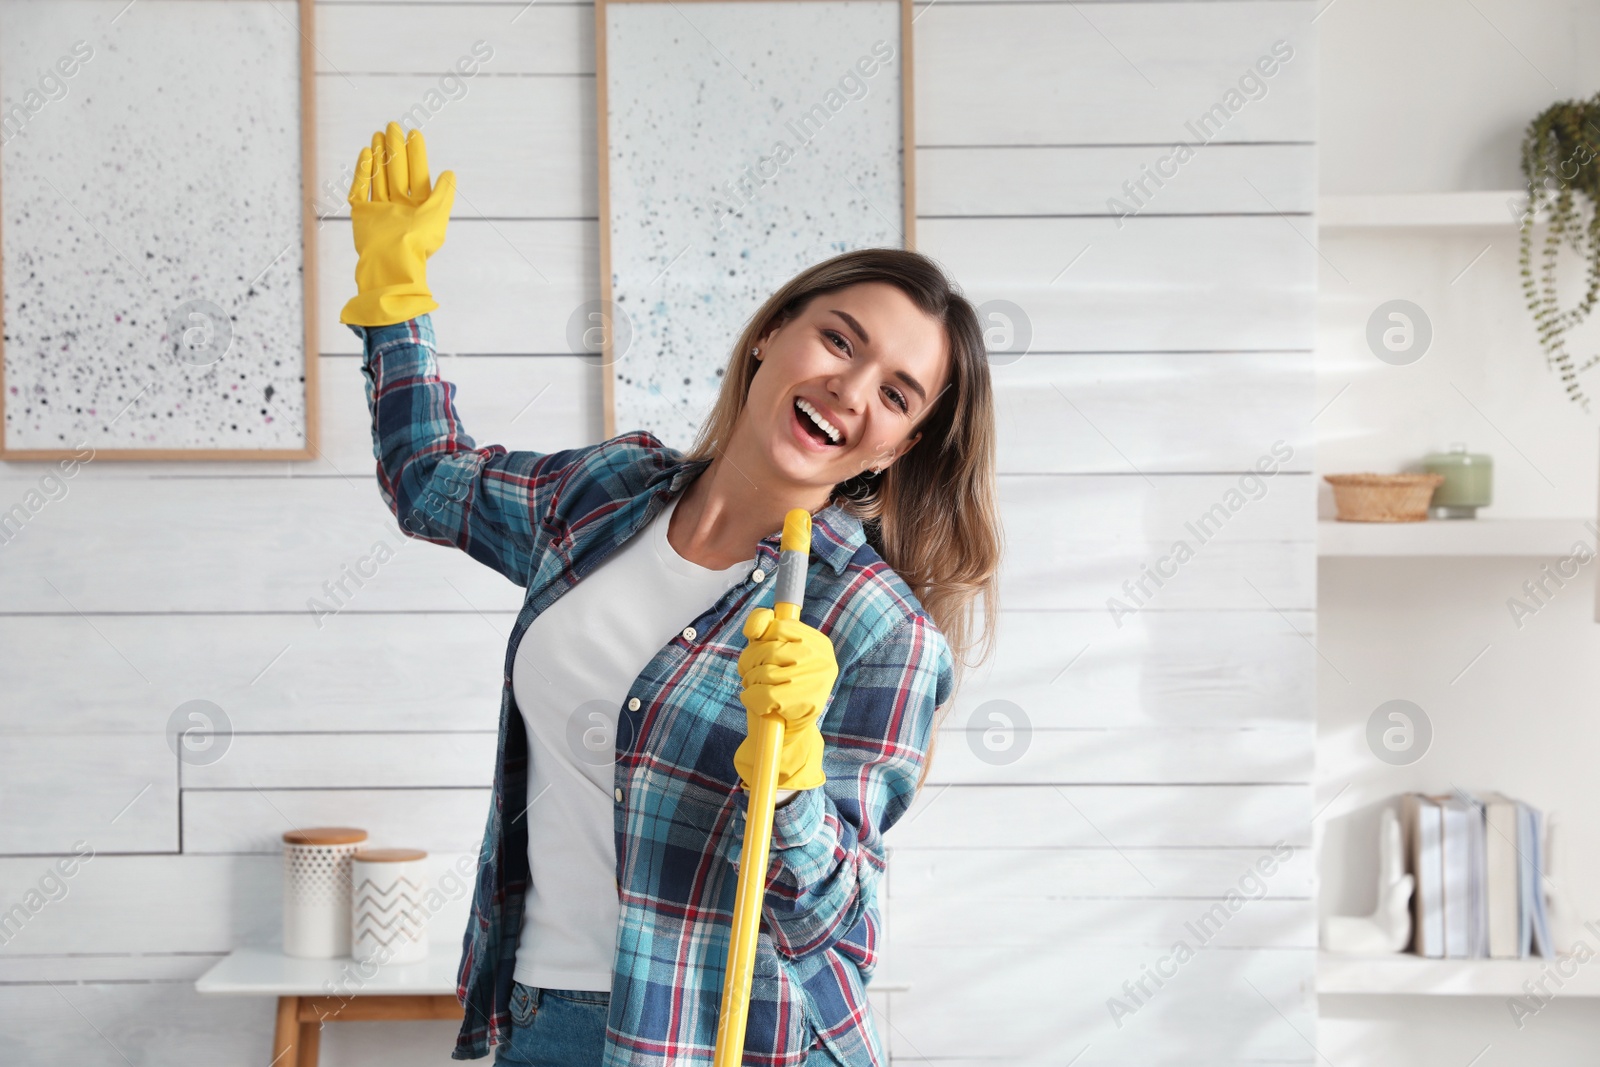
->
xmin=682 ymin=248 xmax=1002 ymax=787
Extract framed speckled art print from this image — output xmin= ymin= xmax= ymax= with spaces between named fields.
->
xmin=0 ymin=0 xmax=319 ymax=460
xmin=594 ymin=0 xmax=915 ymax=448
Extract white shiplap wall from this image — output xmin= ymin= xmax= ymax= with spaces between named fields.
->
xmin=0 ymin=2 xmax=1317 ymax=1064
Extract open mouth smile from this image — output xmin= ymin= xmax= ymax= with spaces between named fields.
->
xmin=791 ymin=397 xmax=845 ymax=449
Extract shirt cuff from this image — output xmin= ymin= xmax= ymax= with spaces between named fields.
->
xmin=731 ymin=783 xmax=824 ymax=854
xmin=346 ymin=314 xmax=432 ymax=348
xmin=768 ymin=784 xmax=825 ymax=851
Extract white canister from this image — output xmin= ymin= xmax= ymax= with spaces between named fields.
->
xmin=282 ymin=827 xmax=368 ymax=958
xmin=351 ymin=848 xmax=429 ymax=965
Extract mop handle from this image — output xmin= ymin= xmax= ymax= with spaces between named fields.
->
xmin=713 ymin=508 xmax=811 ymax=1067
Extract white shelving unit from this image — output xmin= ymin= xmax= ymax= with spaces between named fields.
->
xmin=1318 ymin=191 xmax=1539 ymax=230
xmin=1318 ymin=517 xmax=1597 ymax=557
xmin=1317 ymin=193 xmax=1596 ymax=1011
xmin=1318 ymin=951 xmax=1597 ymax=996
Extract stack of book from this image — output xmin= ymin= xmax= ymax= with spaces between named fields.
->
xmin=1401 ymin=791 xmax=1553 ymax=958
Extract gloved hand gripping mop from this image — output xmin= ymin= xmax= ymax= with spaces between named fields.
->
xmin=715 ymin=509 xmax=837 ymax=1065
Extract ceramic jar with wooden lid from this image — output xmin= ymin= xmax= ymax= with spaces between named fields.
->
xmin=282 ymin=827 xmax=367 ymax=958
xmin=351 ymin=848 xmax=430 ymax=965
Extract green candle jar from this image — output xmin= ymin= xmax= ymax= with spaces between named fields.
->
xmin=1422 ymin=443 xmax=1492 ymax=519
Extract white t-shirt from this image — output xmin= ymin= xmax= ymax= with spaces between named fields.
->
xmin=510 ymin=492 xmax=757 ymax=990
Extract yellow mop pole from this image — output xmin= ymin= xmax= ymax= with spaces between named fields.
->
xmin=713 ymin=508 xmax=811 ymax=1067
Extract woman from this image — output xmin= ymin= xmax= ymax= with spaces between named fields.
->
xmin=340 ymin=122 xmax=1001 ymax=1066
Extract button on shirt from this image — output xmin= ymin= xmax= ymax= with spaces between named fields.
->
xmin=510 ymin=492 xmax=752 ymax=991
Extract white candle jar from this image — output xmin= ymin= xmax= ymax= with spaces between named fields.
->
xmin=282 ymin=827 xmax=367 ymax=958
xmin=351 ymin=848 xmax=429 ymax=965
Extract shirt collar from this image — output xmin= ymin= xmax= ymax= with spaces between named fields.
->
xmin=651 ymin=455 xmax=864 ymax=575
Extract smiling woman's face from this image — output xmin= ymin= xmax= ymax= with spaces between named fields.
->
xmin=734 ymin=280 xmax=951 ymax=494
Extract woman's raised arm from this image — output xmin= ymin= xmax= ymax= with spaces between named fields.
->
xmin=341 ymin=123 xmax=581 ymax=587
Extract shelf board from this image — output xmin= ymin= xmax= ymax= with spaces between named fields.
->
xmin=1318 ymin=951 xmax=1591 ymax=996
xmin=1318 ymin=191 xmax=1540 ymax=230
xmin=1318 ymin=517 xmax=1596 ymax=557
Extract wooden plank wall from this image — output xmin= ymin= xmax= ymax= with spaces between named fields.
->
xmin=0 ymin=1 xmax=1317 ymax=1063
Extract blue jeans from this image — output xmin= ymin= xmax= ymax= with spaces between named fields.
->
xmin=492 ymin=981 xmax=846 ymax=1065
xmin=493 ymin=983 xmax=610 ymax=1066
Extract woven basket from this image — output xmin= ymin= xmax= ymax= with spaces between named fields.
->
xmin=1324 ymin=473 xmax=1444 ymax=522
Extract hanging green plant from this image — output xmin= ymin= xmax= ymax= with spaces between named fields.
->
xmin=1519 ymin=94 xmax=1600 ymax=411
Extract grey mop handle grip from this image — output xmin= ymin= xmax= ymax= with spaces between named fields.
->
xmin=773 ymin=546 xmax=807 ymax=609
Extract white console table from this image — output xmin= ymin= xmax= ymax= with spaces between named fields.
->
xmin=198 ymin=944 xmax=913 ymax=1066
xmin=196 ymin=945 xmax=464 ymax=1067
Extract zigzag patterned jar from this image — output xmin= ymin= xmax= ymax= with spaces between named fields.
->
xmin=350 ymin=847 xmax=430 ymax=965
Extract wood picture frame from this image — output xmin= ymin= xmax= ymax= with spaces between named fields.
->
xmin=594 ymin=0 xmax=916 ymax=444
xmin=0 ymin=0 xmax=320 ymax=461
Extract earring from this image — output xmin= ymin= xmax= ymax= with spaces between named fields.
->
xmin=751 ymin=346 xmax=760 ymax=357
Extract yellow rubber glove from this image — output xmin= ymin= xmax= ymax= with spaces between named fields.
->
xmin=733 ymin=607 xmax=838 ymax=792
xmin=339 ymin=121 xmax=456 ymax=327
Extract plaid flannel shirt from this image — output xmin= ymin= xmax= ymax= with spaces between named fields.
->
xmin=351 ymin=314 xmax=954 ymax=1065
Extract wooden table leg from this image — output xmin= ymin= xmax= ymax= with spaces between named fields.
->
xmin=298 ymin=1012 xmax=322 ymax=1067
xmin=273 ymin=996 xmax=300 ymax=1067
